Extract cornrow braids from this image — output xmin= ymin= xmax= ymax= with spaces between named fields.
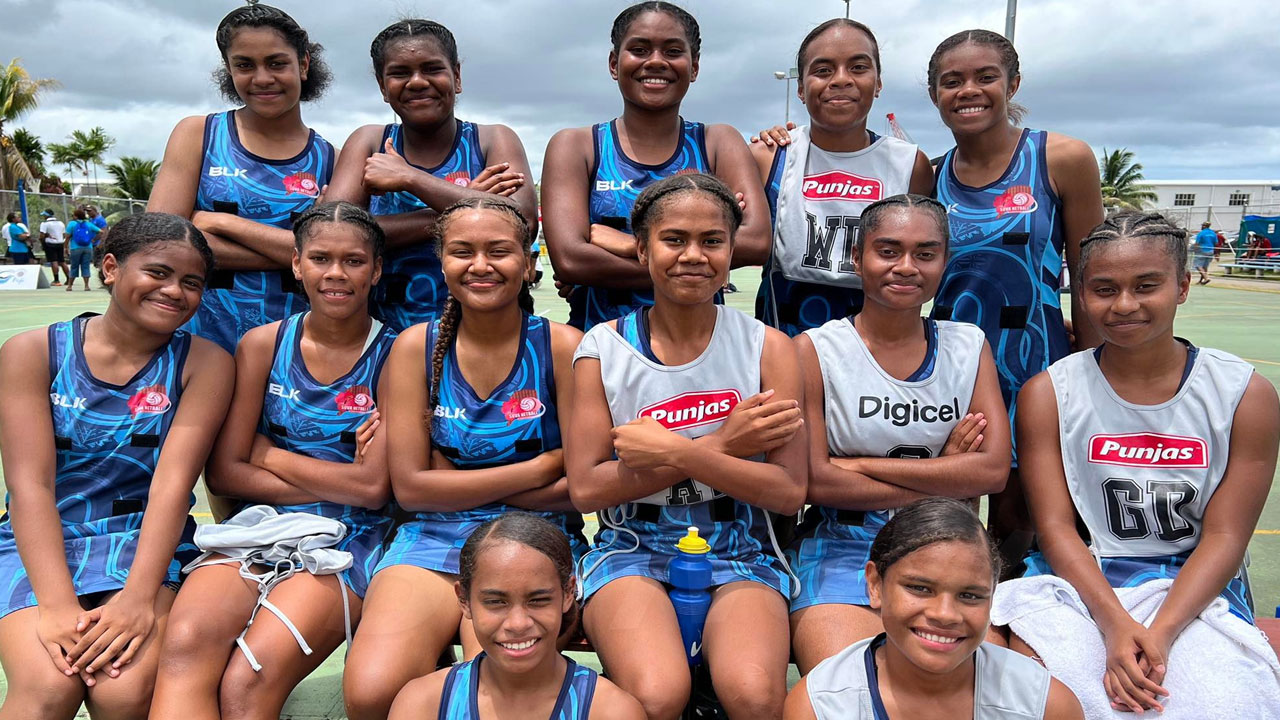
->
xmin=371 ymin=19 xmax=459 ymax=81
xmin=292 ymin=201 xmax=386 ymax=260
xmin=610 ymin=2 xmax=701 ymax=59
xmin=797 ymin=18 xmax=881 ymax=76
xmin=927 ymin=29 xmax=1026 ymax=125
xmin=630 ymin=173 xmax=742 ymax=246
xmin=870 ymin=497 xmax=1001 ymax=586
xmin=428 ymin=296 xmax=462 ymax=420
xmin=858 ymin=193 xmax=950 ymax=252
xmin=214 ymin=4 xmax=331 ymax=104
xmin=1078 ymin=211 xmax=1188 ymax=278
xmin=98 ymin=213 xmax=215 ymax=290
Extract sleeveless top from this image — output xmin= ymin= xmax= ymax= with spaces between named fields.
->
xmin=368 ymin=120 xmax=487 ymax=332
xmin=571 ymin=118 xmax=711 ymax=330
xmin=1048 ymin=345 xmax=1253 ymax=558
xmin=438 ymin=653 xmax=598 ymax=720
xmin=932 ymin=128 xmax=1069 ymax=411
xmin=808 ymin=634 xmax=1050 ymax=719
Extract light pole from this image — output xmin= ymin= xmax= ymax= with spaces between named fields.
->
xmin=1004 ymin=0 xmax=1017 ymax=42
xmin=774 ymin=67 xmax=799 ymax=124
xmin=843 ymin=0 xmax=850 ymax=18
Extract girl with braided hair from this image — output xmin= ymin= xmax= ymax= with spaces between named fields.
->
xmin=326 ymin=19 xmax=538 ymax=333
xmin=344 ymin=198 xmax=584 ymax=720
xmin=996 ymin=211 xmax=1280 ymax=715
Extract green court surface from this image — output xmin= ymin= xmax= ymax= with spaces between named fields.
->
xmin=0 ymin=269 xmax=1277 ymax=718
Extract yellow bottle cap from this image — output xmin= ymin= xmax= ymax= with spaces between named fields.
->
xmin=675 ymin=526 xmax=711 ymax=554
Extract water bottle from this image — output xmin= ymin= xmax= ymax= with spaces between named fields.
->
xmin=669 ymin=526 xmax=713 ymax=665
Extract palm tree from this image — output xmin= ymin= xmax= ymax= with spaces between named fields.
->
xmin=1099 ymin=148 xmax=1157 ymax=212
xmin=0 ymin=59 xmax=59 ymax=189
xmin=106 ymin=156 xmax=160 ymax=201
xmin=11 ymin=128 xmax=45 ymax=177
xmin=78 ymin=127 xmax=115 ymax=189
xmin=48 ymin=139 xmax=87 ymax=179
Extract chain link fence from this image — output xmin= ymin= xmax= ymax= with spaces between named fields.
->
xmin=0 ymin=189 xmax=145 ymax=226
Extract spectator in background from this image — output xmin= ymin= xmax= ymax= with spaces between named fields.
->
xmin=65 ymin=207 xmax=101 ymax=291
xmin=84 ymin=204 xmax=108 ymax=268
xmin=1245 ymin=232 xmax=1274 ymax=261
xmin=1193 ymin=220 xmax=1216 ymax=285
xmin=3 ymin=213 xmax=31 ymax=265
xmin=39 ymin=209 xmax=68 ymax=285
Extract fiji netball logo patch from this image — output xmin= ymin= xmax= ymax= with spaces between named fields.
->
xmin=445 ymin=170 xmax=472 ymax=187
xmin=639 ymin=389 xmax=740 ymax=431
xmin=501 ymin=389 xmax=545 ymax=424
xmin=128 ymin=384 xmax=171 ymax=416
xmin=1088 ymin=433 xmax=1208 ymax=469
xmin=283 ymin=172 xmax=319 ymax=196
xmin=994 ymin=185 xmax=1037 ymax=216
xmin=336 ymin=385 xmax=375 ymax=414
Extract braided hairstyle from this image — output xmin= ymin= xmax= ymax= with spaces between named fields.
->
xmin=927 ymin=29 xmax=1026 ymax=125
xmin=797 ymin=18 xmax=880 ymax=76
xmin=857 ymin=193 xmax=950 ymax=253
xmin=1078 ymin=211 xmax=1188 ymax=278
xmin=457 ymin=512 xmax=578 ymax=638
xmin=611 ymin=2 xmax=701 ymax=59
xmin=214 ymin=4 xmax=331 ymax=104
xmin=98 ymin=212 xmax=215 ymax=291
xmin=427 ymin=199 xmax=535 ymax=419
xmin=371 ymin=19 xmax=459 ymax=81
xmin=630 ymin=173 xmax=742 ymax=246
xmin=292 ymin=201 xmax=386 ymax=260
xmin=869 ymin=497 xmax=1001 ymax=587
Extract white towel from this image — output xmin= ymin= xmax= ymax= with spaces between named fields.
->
xmin=992 ymin=575 xmax=1280 ymax=719
xmin=185 ymin=505 xmax=354 ymax=671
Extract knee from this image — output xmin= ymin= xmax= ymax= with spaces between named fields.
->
xmin=1 ymin=678 xmax=84 ymax=720
xmin=342 ymin=664 xmax=403 ymax=720
xmin=624 ymin=673 xmax=690 ymax=720
xmin=712 ymin=664 xmax=786 ymax=718
xmin=156 ymin=614 xmax=224 ymax=672
xmin=85 ymin=675 xmax=155 ymax=720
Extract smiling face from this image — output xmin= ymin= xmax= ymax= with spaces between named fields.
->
xmin=459 ymin=540 xmax=573 ymax=670
xmin=1082 ymin=237 xmax=1189 ymax=349
xmin=293 ymin=222 xmax=381 ymax=321
xmin=609 ymin=10 xmax=697 ymax=111
xmin=225 ymin=27 xmax=308 ymax=117
xmin=440 ymin=209 xmax=529 ymax=314
xmin=636 ymin=191 xmax=732 ymax=306
xmin=867 ymin=539 xmax=994 ymax=676
xmin=378 ymin=36 xmax=460 ymax=127
xmin=102 ymin=241 xmax=207 ymax=334
xmin=930 ymin=42 xmax=1019 ymax=135
xmin=855 ymin=208 xmax=947 ymax=312
xmin=800 ymin=24 xmax=881 ymax=131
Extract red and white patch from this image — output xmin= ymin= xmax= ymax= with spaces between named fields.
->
xmin=801 ymin=171 xmax=883 ymax=202
xmin=639 ymin=389 xmax=741 ymax=431
xmin=445 ymin=170 xmax=472 ymax=187
xmin=1088 ymin=433 xmax=1208 ymax=469
xmin=128 ymin=384 xmax=171 ymax=416
xmin=501 ymin=389 xmax=545 ymax=424
xmin=283 ymin=172 xmax=319 ymax=196
xmin=993 ymin=185 xmax=1037 ymax=217
xmin=336 ymin=385 xmax=375 ymax=414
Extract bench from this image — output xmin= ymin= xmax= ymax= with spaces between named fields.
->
xmin=1222 ymin=259 xmax=1280 ymax=277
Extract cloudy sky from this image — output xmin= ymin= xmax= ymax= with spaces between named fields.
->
xmin=3 ymin=0 xmax=1277 ymax=186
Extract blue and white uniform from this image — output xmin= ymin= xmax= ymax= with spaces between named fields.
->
xmin=789 ymin=318 xmax=984 ymax=611
xmin=230 ymin=312 xmax=396 ymax=598
xmin=368 ymin=120 xmax=486 ymax=332
xmin=570 ymin=119 xmax=711 ymax=331
xmin=437 ymin=653 xmax=598 ymax=720
xmin=574 ymin=305 xmax=791 ymax=600
xmin=933 ymin=128 xmax=1068 ymax=438
xmin=1023 ymin=341 xmax=1257 ymax=622
xmin=185 ymin=110 xmax=334 ymax=354
xmin=376 ymin=313 xmax=585 ymax=575
xmin=0 ymin=315 xmax=198 ymax=618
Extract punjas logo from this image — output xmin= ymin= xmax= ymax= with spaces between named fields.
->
xmin=801 ymin=171 xmax=882 ymax=202
xmin=639 ymin=389 xmax=740 ymax=431
xmin=1088 ymin=433 xmax=1208 ymax=469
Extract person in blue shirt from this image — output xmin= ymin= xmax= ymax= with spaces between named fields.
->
xmin=4 ymin=213 xmax=31 ymax=265
xmin=1193 ymin=221 xmax=1217 ymax=285
xmin=64 ymin=208 xmax=102 ymax=292
xmin=0 ymin=212 xmax=232 ymax=720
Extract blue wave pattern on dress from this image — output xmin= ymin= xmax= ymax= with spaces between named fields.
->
xmin=438 ymin=653 xmax=597 ymax=720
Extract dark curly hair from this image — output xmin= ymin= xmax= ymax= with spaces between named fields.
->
xmin=857 ymin=193 xmax=950 ymax=253
xmin=611 ymin=2 xmax=701 ymax=59
xmin=797 ymin=18 xmax=880 ymax=76
xmin=98 ymin=212 xmax=215 ymax=290
xmin=213 ymin=4 xmax=331 ymax=104
xmin=370 ymin=19 xmax=459 ymax=81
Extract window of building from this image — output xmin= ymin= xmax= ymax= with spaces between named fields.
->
xmin=1173 ymin=193 xmax=1196 ymax=206
xmin=1229 ymin=192 xmax=1251 ymax=206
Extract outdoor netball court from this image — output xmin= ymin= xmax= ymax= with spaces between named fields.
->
xmin=0 ymin=268 xmax=1277 ymax=718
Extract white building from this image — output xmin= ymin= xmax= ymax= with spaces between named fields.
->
xmin=1148 ymin=180 xmax=1280 ymax=235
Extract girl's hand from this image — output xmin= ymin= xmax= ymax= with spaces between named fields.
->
xmin=553 ymin=276 xmax=575 ymax=300
xmin=363 ymin=139 xmax=417 ymax=194
xmin=712 ymin=389 xmax=802 ymax=457
xmin=749 ymin=122 xmax=797 ymax=147
xmin=734 ymin=191 xmax=747 ymax=212
xmin=613 ymin=417 xmax=685 ymax=470
xmin=1101 ymin=618 xmax=1169 ymax=713
xmin=470 ymin=162 xmax=525 ymax=197
xmin=36 ymin=602 xmax=85 ymax=679
xmin=66 ymin=591 xmax=157 ymax=684
xmin=941 ymin=413 xmax=987 ymax=455
xmin=353 ymin=411 xmax=380 ymax=465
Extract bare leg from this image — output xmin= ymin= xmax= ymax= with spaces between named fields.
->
xmin=0 ymin=606 xmax=86 ymax=720
xmin=703 ymin=581 xmax=790 ymax=719
xmin=82 ymin=589 xmax=177 ymax=720
xmin=789 ymin=602 xmax=884 ymax=675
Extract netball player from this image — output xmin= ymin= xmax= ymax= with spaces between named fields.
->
xmin=567 ymin=174 xmax=805 ymax=719
xmin=541 ymin=1 xmax=771 ymax=331
xmin=148 ymin=4 xmax=335 ymax=354
xmin=342 ymin=198 xmax=583 ymax=720
xmin=788 ymin=194 xmax=1009 ymax=674
xmin=751 ymin=19 xmax=933 ymax=336
xmin=326 ymin=19 xmax=538 ymax=332
xmin=1012 ymin=211 xmax=1279 ymax=713
xmin=785 ymin=498 xmax=1082 ymax=719
xmin=927 ymin=29 xmax=1105 ymax=565
xmin=0 ymin=214 xmax=231 ymax=719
